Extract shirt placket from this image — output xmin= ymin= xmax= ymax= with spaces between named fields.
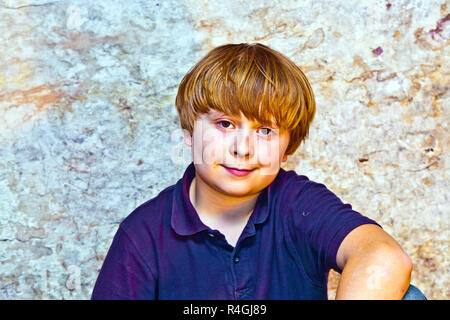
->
xmin=205 ymin=222 xmax=256 ymax=300
xmin=229 ymin=225 xmax=256 ymax=300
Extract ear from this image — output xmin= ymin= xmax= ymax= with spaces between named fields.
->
xmin=282 ymin=154 xmax=288 ymax=162
xmin=183 ymin=129 xmax=192 ymax=147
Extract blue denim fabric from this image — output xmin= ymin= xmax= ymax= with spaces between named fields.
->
xmin=402 ymin=284 xmax=427 ymax=300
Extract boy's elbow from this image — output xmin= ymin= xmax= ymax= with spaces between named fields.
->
xmin=391 ymin=249 xmax=413 ymax=296
xmin=403 ymin=255 xmax=414 ymax=278
xmin=391 ymin=245 xmax=413 ymax=274
xmin=375 ymin=243 xmax=413 ymax=276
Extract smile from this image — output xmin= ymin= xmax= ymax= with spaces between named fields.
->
xmin=221 ymin=165 xmax=255 ymax=177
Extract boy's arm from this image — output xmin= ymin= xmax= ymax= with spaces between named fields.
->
xmin=91 ymin=226 xmax=157 ymax=300
xmin=334 ymin=224 xmax=413 ymax=299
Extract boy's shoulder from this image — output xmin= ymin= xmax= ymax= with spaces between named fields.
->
xmin=275 ymin=168 xmax=333 ymax=210
xmin=276 ymin=168 xmax=315 ymax=196
xmin=119 ymin=184 xmax=176 ymax=234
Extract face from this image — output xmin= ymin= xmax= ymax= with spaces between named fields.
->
xmin=183 ymin=109 xmax=290 ymax=198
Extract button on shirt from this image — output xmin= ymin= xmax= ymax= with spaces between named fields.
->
xmin=91 ymin=162 xmax=381 ymax=300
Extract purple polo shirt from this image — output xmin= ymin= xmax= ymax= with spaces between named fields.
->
xmin=91 ymin=162 xmax=381 ymax=300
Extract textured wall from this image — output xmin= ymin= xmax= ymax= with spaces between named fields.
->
xmin=0 ymin=0 xmax=448 ymax=299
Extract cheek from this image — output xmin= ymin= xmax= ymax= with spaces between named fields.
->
xmin=256 ymin=139 xmax=283 ymax=165
xmin=202 ymin=141 xmax=222 ymax=164
xmin=194 ymin=129 xmax=226 ymax=164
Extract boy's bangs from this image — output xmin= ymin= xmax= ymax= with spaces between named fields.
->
xmin=196 ymin=47 xmax=305 ymax=131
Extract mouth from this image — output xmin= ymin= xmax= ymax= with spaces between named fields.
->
xmin=221 ymin=165 xmax=256 ymax=176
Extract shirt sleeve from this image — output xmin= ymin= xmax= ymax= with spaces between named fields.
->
xmin=288 ymin=180 xmax=382 ymax=278
xmin=91 ymin=226 xmax=157 ymax=300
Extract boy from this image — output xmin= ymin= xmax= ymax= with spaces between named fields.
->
xmin=91 ymin=43 xmax=413 ymax=299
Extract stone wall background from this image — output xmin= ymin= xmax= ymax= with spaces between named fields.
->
xmin=0 ymin=0 xmax=448 ymax=299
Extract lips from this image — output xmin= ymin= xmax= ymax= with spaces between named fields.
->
xmin=223 ymin=166 xmax=254 ymax=171
xmin=221 ymin=165 xmax=256 ymax=177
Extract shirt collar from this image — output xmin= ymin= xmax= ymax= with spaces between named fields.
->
xmin=171 ymin=162 xmax=282 ymax=236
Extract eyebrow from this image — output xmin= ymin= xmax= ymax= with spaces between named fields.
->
xmin=209 ymin=111 xmax=278 ymax=128
xmin=208 ymin=111 xmax=227 ymax=117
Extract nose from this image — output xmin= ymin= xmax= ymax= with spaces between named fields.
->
xmin=231 ymin=128 xmax=255 ymax=159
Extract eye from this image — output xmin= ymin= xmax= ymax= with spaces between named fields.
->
xmin=216 ymin=120 xmax=234 ymax=129
xmin=258 ymin=127 xmax=272 ymax=136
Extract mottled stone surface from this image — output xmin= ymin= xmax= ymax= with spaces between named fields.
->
xmin=0 ymin=0 xmax=448 ymax=299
